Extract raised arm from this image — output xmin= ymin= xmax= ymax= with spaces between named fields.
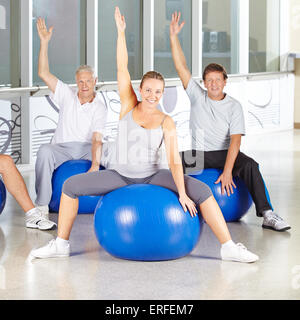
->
xmin=169 ymin=12 xmax=192 ymax=89
xmin=114 ymin=7 xmax=137 ymax=120
xmin=36 ymin=17 xmax=58 ymax=93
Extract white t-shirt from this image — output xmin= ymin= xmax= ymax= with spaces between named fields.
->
xmin=50 ymin=80 xmax=107 ymax=144
xmin=186 ymin=78 xmax=245 ymax=151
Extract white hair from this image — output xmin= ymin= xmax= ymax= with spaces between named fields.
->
xmin=75 ymin=65 xmax=96 ymax=79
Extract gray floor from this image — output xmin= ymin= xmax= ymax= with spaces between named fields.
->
xmin=0 ymin=130 xmax=300 ymax=300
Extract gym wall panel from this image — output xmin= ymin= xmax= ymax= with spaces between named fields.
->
xmin=0 ymin=98 xmax=21 ymax=163
xmin=0 ymin=74 xmax=295 ymax=164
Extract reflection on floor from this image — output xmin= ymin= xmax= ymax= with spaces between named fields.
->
xmin=0 ymin=130 xmax=300 ymax=300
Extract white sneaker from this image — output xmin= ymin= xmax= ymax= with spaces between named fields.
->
xmin=26 ymin=208 xmax=57 ymax=231
xmin=30 ymin=239 xmax=70 ymax=259
xmin=221 ymin=242 xmax=259 ymax=263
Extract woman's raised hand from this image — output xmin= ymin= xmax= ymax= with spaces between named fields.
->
xmin=170 ymin=11 xmax=185 ymax=37
xmin=114 ymin=6 xmax=126 ymax=32
xmin=36 ymin=17 xmax=53 ymax=43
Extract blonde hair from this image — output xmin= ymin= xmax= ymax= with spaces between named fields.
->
xmin=140 ymin=71 xmax=165 ymax=89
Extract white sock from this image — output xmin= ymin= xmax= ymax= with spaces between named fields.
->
xmin=35 ymin=204 xmax=49 ymax=211
xmin=25 ymin=207 xmax=38 ymax=216
xmin=221 ymin=239 xmax=235 ymax=250
xmin=56 ymin=237 xmax=70 ymax=248
xmin=262 ymin=209 xmax=273 ymax=217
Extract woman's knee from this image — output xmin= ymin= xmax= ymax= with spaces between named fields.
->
xmin=0 ymin=154 xmax=15 ymax=173
xmin=196 ymin=181 xmax=213 ymax=201
xmin=62 ymin=176 xmax=79 ymax=199
xmin=185 ymin=175 xmax=213 ymax=205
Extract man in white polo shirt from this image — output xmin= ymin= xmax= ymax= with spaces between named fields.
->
xmin=35 ymin=18 xmax=107 ymax=217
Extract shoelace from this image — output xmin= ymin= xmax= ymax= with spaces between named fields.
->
xmin=28 ymin=211 xmax=56 ymax=226
xmin=271 ymin=213 xmax=283 ymax=221
xmin=26 ymin=214 xmax=42 ymax=224
xmin=236 ymin=243 xmax=247 ymax=251
xmin=28 ymin=215 xmax=50 ymax=226
xmin=265 ymin=213 xmax=283 ymax=226
xmin=47 ymin=239 xmax=57 ymax=248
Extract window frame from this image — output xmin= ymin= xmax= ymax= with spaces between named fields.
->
xmin=1 ymin=0 xmax=288 ymax=88
xmin=0 ymin=0 xmax=290 ymax=166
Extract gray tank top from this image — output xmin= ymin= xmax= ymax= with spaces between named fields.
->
xmin=102 ymin=108 xmax=168 ymax=178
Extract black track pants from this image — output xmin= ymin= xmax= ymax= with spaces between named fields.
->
xmin=180 ymin=150 xmax=273 ymax=216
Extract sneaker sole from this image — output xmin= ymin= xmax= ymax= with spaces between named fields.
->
xmin=38 ymin=224 xmax=57 ymax=231
xmin=26 ymin=223 xmax=57 ymax=231
xmin=26 ymin=224 xmax=39 ymax=229
xmin=222 ymin=256 xmax=259 ymax=263
xmin=262 ymin=225 xmax=291 ymax=232
xmin=30 ymin=253 xmax=70 ymax=259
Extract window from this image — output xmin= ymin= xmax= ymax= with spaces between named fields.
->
xmin=98 ymin=0 xmax=142 ymax=81
xmin=154 ymin=0 xmax=192 ymax=78
xmin=0 ymin=0 xmax=10 ymax=86
xmin=249 ymin=0 xmax=280 ymax=73
xmin=202 ymin=0 xmax=238 ymax=75
xmin=2 ymin=0 xmax=283 ymax=89
xmin=32 ymin=0 xmax=85 ymax=85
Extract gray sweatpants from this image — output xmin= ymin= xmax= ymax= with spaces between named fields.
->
xmin=35 ymin=142 xmax=92 ymax=206
xmin=62 ymin=169 xmax=212 ymax=207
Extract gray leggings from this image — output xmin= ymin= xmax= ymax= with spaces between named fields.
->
xmin=62 ymin=169 xmax=212 ymax=206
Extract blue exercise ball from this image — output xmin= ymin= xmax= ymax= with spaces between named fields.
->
xmin=0 ymin=179 xmax=6 ymax=215
xmin=190 ymin=168 xmax=253 ymax=222
xmin=49 ymin=160 xmax=104 ymax=214
xmin=94 ymin=184 xmax=202 ymax=261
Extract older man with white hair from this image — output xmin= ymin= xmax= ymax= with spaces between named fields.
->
xmin=35 ymin=18 xmax=107 ymax=218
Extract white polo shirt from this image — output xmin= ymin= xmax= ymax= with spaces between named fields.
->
xmin=50 ymin=80 xmax=107 ymax=144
